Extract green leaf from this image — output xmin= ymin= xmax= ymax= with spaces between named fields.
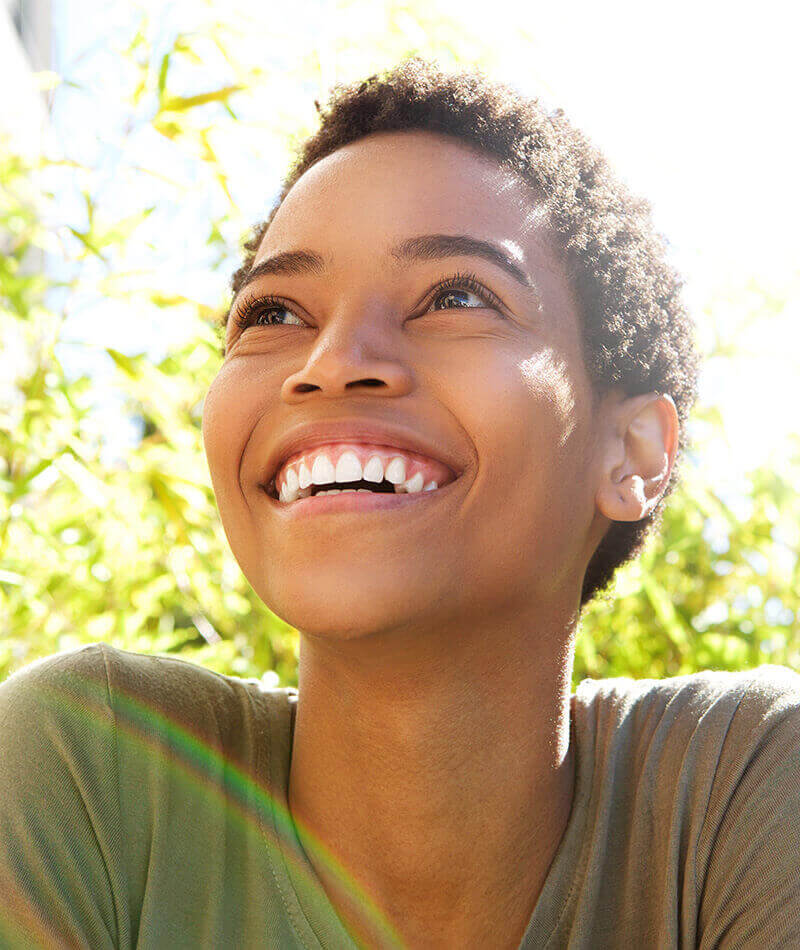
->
xmin=106 ymin=347 xmax=145 ymax=377
xmin=157 ymin=52 xmax=171 ymax=98
xmin=159 ymin=85 xmax=244 ymax=113
xmin=67 ymin=227 xmax=107 ymax=262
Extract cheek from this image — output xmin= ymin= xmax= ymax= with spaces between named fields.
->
xmin=202 ymin=366 xmax=260 ymax=503
xmin=448 ymin=343 xmax=580 ymax=480
xmin=423 ymin=342 xmax=588 ymax=608
xmin=519 ymin=349 xmax=581 ymax=454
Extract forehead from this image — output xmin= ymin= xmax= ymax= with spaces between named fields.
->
xmin=255 ymin=130 xmax=554 ymax=269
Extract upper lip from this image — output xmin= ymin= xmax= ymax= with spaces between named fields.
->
xmin=263 ymin=417 xmax=466 ymax=492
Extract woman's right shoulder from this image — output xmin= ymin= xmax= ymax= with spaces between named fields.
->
xmin=0 ymin=640 xmax=297 ymax=801
xmin=1 ymin=640 xmax=295 ymax=775
xmin=0 ymin=641 xmax=111 ymax=728
xmin=1 ymin=639 xmax=290 ymax=709
xmin=0 ymin=641 xmax=297 ymax=946
xmin=0 ymin=643 xmax=123 ymax=947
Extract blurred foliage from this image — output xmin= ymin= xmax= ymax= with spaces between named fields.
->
xmin=0 ymin=141 xmax=300 ymax=685
xmin=1 ymin=3 xmax=798 ymax=689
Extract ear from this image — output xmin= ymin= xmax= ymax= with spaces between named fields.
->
xmin=595 ymin=392 xmax=680 ymax=523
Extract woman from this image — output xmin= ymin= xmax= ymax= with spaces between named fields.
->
xmin=2 ymin=58 xmax=799 ymax=949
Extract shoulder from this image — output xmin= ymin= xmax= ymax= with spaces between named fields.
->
xmin=692 ymin=667 xmax=800 ymax=945
xmin=678 ymin=663 xmax=800 ymax=816
xmin=0 ymin=641 xmax=295 ymax=766
xmin=0 ymin=643 xmax=297 ymax=946
xmin=0 ymin=642 xmax=112 ymax=742
xmin=570 ymin=666 xmax=800 ymax=944
xmin=574 ymin=661 xmax=800 ymax=714
xmin=0 ymin=640 xmax=230 ymax=726
xmin=571 ymin=664 xmax=800 ymax=860
xmin=91 ymin=641 xmax=296 ymax=736
xmin=0 ymin=638 xmax=292 ymax=702
xmin=0 ymin=640 xmax=109 ymax=693
xmin=573 ymin=663 xmax=800 ymax=761
xmin=0 ymin=644 xmax=123 ymax=946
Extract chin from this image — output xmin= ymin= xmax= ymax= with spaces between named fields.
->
xmin=255 ymin=566 xmax=433 ymax=642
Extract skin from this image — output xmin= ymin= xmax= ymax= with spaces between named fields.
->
xmin=202 ymin=129 xmax=679 ymax=948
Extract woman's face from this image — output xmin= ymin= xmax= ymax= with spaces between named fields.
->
xmin=203 ymin=129 xmax=610 ymax=640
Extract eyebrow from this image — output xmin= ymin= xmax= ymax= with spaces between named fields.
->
xmin=234 ymin=233 xmax=534 ymax=300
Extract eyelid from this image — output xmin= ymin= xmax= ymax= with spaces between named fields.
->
xmin=231 ymin=289 xmax=308 ymax=331
xmin=230 ymin=269 xmax=507 ymax=332
xmin=421 ymin=270 xmax=505 ymax=313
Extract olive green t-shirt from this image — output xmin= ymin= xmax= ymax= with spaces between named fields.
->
xmin=1 ymin=642 xmax=799 ymax=948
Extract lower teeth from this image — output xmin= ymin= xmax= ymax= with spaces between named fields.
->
xmin=278 ymin=479 xmax=441 ymax=502
xmin=312 ymin=485 xmax=398 ymax=497
xmin=316 ymin=488 xmax=371 ymax=495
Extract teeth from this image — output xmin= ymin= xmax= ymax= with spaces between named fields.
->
xmin=311 ymin=453 xmax=336 ymax=485
xmin=335 ymin=451 xmax=362 ymax=483
xmin=285 ymin=467 xmax=299 ymax=493
xmin=363 ymin=455 xmax=384 ymax=483
xmin=278 ymin=483 xmax=311 ymax=505
xmin=384 ymin=456 xmax=407 ymax=485
xmin=277 ymin=450 xmax=443 ymax=503
xmin=278 ymin=480 xmax=302 ymax=503
xmin=316 ymin=488 xmax=340 ymax=495
xmin=278 ymin=466 xmax=300 ymax=502
xmin=402 ymin=472 xmax=424 ymax=494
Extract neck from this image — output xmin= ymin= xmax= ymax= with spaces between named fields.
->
xmin=287 ymin=604 xmax=578 ymax=949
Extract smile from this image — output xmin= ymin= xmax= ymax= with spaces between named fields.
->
xmin=267 ymin=441 xmax=458 ymax=504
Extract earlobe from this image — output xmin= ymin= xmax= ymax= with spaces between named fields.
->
xmin=595 ymin=392 xmax=679 ymax=523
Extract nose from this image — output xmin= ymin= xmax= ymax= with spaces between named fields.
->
xmin=280 ymin=315 xmax=414 ymax=403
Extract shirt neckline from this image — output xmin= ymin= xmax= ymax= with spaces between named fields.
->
xmin=259 ymin=687 xmax=358 ymax=948
xmin=259 ymin=686 xmax=595 ymax=949
xmin=517 ymin=694 xmax=595 ymax=946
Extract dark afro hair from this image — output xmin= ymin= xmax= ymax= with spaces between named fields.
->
xmin=227 ymin=56 xmax=702 ymax=611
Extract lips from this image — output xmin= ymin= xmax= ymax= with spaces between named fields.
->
xmin=272 ymin=442 xmax=455 ymax=502
xmin=262 ymin=419 xmax=464 ymax=496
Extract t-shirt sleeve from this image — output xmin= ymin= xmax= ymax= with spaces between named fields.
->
xmin=697 ymin=664 xmax=800 ymax=949
xmin=0 ymin=644 xmax=126 ymax=949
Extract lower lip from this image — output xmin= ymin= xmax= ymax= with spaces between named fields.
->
xmin=267 ymin=478 xmax=461 ymax=517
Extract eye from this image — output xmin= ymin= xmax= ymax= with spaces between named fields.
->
xmin=232 ymin=294 xmax=306 ymax=331
xmin=426 ymin=271 xmax=504 ymax=314
xmin=229 ymin=269 xmax=504 ymax=334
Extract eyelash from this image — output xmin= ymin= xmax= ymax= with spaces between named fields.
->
xmin=231 ymin=270 xmax=504 ymax=331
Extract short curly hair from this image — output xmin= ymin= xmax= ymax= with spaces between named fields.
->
xmin=226 ymin=57 xmax=702 ymax=611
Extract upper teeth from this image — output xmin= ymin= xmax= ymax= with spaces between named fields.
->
xmin=311 ymin=454 xmax=336 ymax=484
xmin=336 ymin=451 xmax=362 ymax=482
xmin=274 ymin=447 xmax=442 ymax=504
xmin=363 ymin=455 xmax=383 ymax=483
xmin=384 ymin=457 xmax=406 ymax=484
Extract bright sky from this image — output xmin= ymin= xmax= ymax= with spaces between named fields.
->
xmin=49 ymin=0 xmax=799 ymax=505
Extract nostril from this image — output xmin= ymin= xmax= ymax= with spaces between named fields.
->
xmin=346 ymin=378 xmax=385 ymax=388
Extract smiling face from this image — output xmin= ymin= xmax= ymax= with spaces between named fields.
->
xmin=202 ymin=129 xmax=613 ymax=641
